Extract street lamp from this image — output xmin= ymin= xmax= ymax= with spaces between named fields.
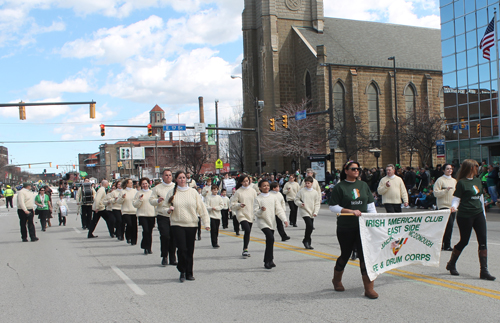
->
xmin=369 ymin=148 xmax=382 ymax=169
xmin=388 ymin=56 xmax=400 ymax=166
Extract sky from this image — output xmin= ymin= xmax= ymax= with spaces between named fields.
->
xmin=0 ymin=0 xmax=441 ymax=175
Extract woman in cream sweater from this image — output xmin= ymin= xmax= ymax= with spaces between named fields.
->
xmin=230 ymin=175 xmax=257 ymax=257
xmin=133 ymin=178 xmax=155 ymax=255
xmin=165 ymin=171 xmax=210 ymax=282
xmin=283 ymin=174 xmax=300 ymax=227
xmin=117 ymin=179 xmax=138 ymax=245
xmin=433 ymin=164 xmax=457 ymax=251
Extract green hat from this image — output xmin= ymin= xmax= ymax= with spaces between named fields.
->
xmin=325 ymin=186 xmax=329 ymax=189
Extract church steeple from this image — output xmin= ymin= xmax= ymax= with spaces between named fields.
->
xmin=149 ymin=104 xmax=165 ymax=140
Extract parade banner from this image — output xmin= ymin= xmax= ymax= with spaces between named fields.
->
xmin=359 ymin=210 xmax=450 ymax=281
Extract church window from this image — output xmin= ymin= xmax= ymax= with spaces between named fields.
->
xmin=404 ymin=85 xmax=416 ymax=119
xmin=333 ymin=82 xmax=345 ymax=128
xmin=367 ymin=84 xmax=380 ymax=147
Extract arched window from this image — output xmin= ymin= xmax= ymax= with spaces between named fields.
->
xmin=404 ymin=85 xmax=416 ymax=118
xmin=305 ymin=71 xmax=312 ymax=100
xmin=333 ymin=82 xmax=345 ymax=128
xmin=367 ymin=84 xmax=380 ymax=147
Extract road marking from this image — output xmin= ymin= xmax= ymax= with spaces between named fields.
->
xmin=111 ymin=266 xmax=146 ymax=296
xmin=73 ymin=227 xmax=81 ymax=234
xmin=219 ymin=229 xmax=500 ymax=300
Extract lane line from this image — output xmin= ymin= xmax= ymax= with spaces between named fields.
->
xmin=219 ymin=229 xmax=500 ymax=300
xmin=73 ymin=227 xmax=81 ymax=234
xmin=111 ymin=266 xmax=146 ymax=296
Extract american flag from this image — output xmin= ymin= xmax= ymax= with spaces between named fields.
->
xmin=480 ymin=18 xmax=495 ymax=60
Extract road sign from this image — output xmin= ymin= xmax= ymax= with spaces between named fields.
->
xmin=296 ymin=110 xmax=306 ymax=120
xmin=329 ymin=138 xmax=338 ymax=149
xmin=215 ymin=159 xmax=223 ymax=169
xmin=163 ymin=124 xmax=186 ymax=131
xmin=86 ymin=164 xmax=96 ymax=167
xmin=436 ymin=139 xmax=445 ymax=158
xmin=194 ymin=123 xmax=205 ymax=133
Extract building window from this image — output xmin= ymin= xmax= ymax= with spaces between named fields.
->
xmin=404 ymin=85 xmax=416 ymax=119
xmin=333 ymin=82 xmax=345 ymax=128
xmin=305 ymin=71 xmax=312 ymax=102
xmin=367 ymin=84 xmax=380 ymax=147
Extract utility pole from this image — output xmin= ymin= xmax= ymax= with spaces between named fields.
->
xmin=215 ymin=100 xmax=220 ymax=160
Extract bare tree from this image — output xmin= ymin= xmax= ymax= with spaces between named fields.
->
xmin=177 ymin=130 xmax=210 ymax=175
xmin=221 ymin=105 xmax=244 ymax=172
xmin=261 ymin=100 xmax=325 ymax=170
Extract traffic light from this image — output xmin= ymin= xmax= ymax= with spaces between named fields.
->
xmin=56 ymin=165 xmax=59 ymax=169
xmin=148 ymin=124 xmax=153 ymax=136
xmin=28 ymin=164 xmax=31 ymax=168
xmin=73 ymin=164 xmax=75 ymax=169
xmin=282 ymin=114 xmax=288 ymax=128
xmin=477 ymin=124 xmax=481 ymax=134
xmin=19 ymin=101 xmax=26 ymax=120
xmin=269 ymin=118 xmax=276 ymax=131
xmin=100 ymin=124 xmax=105 ymax=136
xmin=90 ymin=102 xmax=96 ymax=119
xmin=49 ymin=162 xmax=52 ymax=167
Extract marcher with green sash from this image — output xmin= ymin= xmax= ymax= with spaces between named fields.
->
xmin=35 ymin=187 xmax=52 ymax=232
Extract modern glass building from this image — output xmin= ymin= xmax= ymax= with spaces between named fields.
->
xmin=440 ymin=0 xmax=500 ymax=164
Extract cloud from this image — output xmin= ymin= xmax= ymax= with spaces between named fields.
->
xmin=27 ymin=77 xmax=92 ymax=99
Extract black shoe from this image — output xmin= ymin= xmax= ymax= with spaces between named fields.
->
xmin=282 ymin=236 xmax=290 ymax=241
xmin=197 ymin=236 xmax=201 ymax=241
xmin=131 ymin=243 xmax=136 ymax=246
xmin=88 ymin=234 xmax=98 ymax=238
xmin=42 ymin=229 xmax=46 ymax=232
xmin=118 ymin=237 xmax=124 ymax=241
xmin=110 ymin=234 xmax=115 ymax=238
xmin=235 ymin=232 xmax=240 ymax=236
xmin=170 ymin=261 xmax=178 ymax=266
xmin=22 ymin=239 xmax=29 ymax=242
xmin=264 ymin=262 xmax=272 ymax=269
xmin=144 ymin=249 xmax=148 ymax=255
xmin=127 ymin=239 xmax=131 ymax=244
xmin=179 ymin=273 xmax=186 ymax=283
xmin=293 ymin=224 xmax=297 ymax=227
xmin=148 ymin=249 xmax=153 ymax=254
xmin=161 ymin=257 xmax=168 ymax=266
xmin=31 ymin=237 xmax=39 ymax=242
xmin=444 ymin=247 xmax=453 ymax=251
xmin=82 ymin=226 xmax=87 ymax=230
xmin=186 ymin=273 xmax=195 ymax=281
xmin=270 ymin=261 xmax=276 ymax=267
xmin=213 ymin=245 xmax=220 ymax=248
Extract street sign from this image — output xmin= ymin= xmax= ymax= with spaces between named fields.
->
xmin=194 ymin=123 xmax=206 ymax=133
xmin=296 ymin=110 xmax=306 ymax=120
xmin=155 ymin=166 xmax=160 ymax=173
xmin=436 ymin=139 xmax=445 ymax=158
xmin=163 ymin=124 xmax=186 ymax=131
xmin=329 ymin=138 xmax=338 ymax=149
xmin=86 ymin=164 xmax=96 ymax=167
xmin=215 ymin=159 xmax=223 ymax=169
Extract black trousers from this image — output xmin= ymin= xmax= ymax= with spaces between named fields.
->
xmin=157 ymin=216 xmax=177 ymax=262
xmin=18 ymin=209 xmax=36 ymax=240
xmin=455 ymin=212 xmax=488 ymax=251
xmin=171 ymin=226 xmax=197 ymax=274
xmin=38 ymin=209 xmax=50 ymax=230
xmin=123 ymin=214 xmax=138 ymax=244
xmin=58 ymin=213 xmax=66 ymax=225
xmin=275 ymin=215 xmax=287 ymax=239
xmin=104 ymin=211 xmax=116 ymax=237
xmin=302 ymin=217 xmax=314 ymax=243
xmin=240 ymin=220 xmax=253 ymax=250
xmin=81 ymin=205 xmax=93 ymax=229
xmin=232 ymin=212 xmax=240 ymax=234
xmin=288 ymin=201 xmax=298 ymax=225
xmin=88 ymin=210 xmax=104 ymax=237
xmin=384 ymin=203 xmax=402 ymax=213
xmin=261 ymin=228 xmax=275 ymax=263
xmin=440 ymin=208 xmax=456 ymax=249
xmin=336 ymin=225 xmax=367 ymax=275
xmin=197 ymin=218 xmax=202 ymax=238
xmin=221 ymin=209 xmax=229 ymax=229
xmin=112 ymin=209 xmax=123 ymax=238
xmin=139 ymin=216 xmax=155 ymax=251
xmin=6 ymin=196 xmax=13 ymax=209
xmin=210 ymin=218 xmax=220 ymax=247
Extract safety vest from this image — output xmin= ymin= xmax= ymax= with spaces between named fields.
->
xmin=4 ymin=189 xmax=14 ymax=197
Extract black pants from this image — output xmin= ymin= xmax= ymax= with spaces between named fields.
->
xmin=58 ymin=213 xmax=66 ymax=225
xmin=441 ymin=208 xmax=456 ymax=249
xmin=336 ymin=225 xmax=367 ymax=275
xmin=38 ymin=209 xmax=50 ymax=230
xmin=18 ymin=209 xmax=36 ymax=240
xmin=197 ymin=218 xmax=202 ymax=239
xmin=157 ymin=216 xmax=176 ymax=262
xmin=240 ymin=220 xmax=253 ymax=250
xmin=261 ymin=228 xmax=275 ymax=263
xmin=123 ymin=214 xmax=138 ymax=244
xmin=88 ymin=210 xmax=104 ymax=237
xmin=139 ymin=216 xmax=155 ymax=251
xmin=455 ymin=212 xmax=488 ymax=251
xmin=104 ymin=211 xmax=116 ymax=237
xmin=6 ymin=196 xmax=13 ymax=209
xmin=288 ymin=201 xmax=298 ymax=225
xmin=384 ymin=203 xmax=402 ymax=213
xmin=275 ymin=215 xmax=287 ymax=239
xmin=112 ymin=209 xmax=123 ymax=238
xmin=210 ymin=218 xmax=220 ymax=247
xmin=171 ymin=226 xmax=197 ymax=275
xmin=221 ymin=209 xmax=229 ymax=228
xmin=232 ymin=212 xmax=240 ymax=234
xmin=302 ymin=217 xmax=314 ymax=243
xmin=81 ymin=205 xmax=92 ymax=229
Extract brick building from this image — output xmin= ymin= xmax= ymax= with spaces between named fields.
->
xmin=241 ymin=0 xmax=444 ymax=173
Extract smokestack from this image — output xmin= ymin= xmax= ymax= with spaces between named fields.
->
xmin=199 ymin=96 xmax=206 ymax=142
xmin=169 ymin=132 xmax=173 ymax=142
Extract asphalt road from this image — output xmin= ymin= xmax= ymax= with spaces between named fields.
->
xmin=1 ymin=193 xmax=499 ymax=322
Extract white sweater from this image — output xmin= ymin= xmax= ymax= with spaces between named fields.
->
xmin=433 ymin=175 xmax=457 ymax=209
xmin=271 ymin=191 xmax=287 ymax=220
xmin=300 ymin=178 xmax=322 ymax=202
xmin=116 ymin=188 xmax=138 ymax=214
xmin=205 ymin=194 xmax=223 ymax=219
xmin=221 ymin=196 xmax=230 ymax=210
xmin=254 ymin=193 xmax=287 ymax=230
xmin=133 ymin=190 xmax=155 ymax=217
xmin=230 ymin=186 xmax=257 ymax=223
xmin=377 ymin=175 xmax=408 ymax=204
xmin=92 ymin=187 xmax=107 ymax=212
xmin=283 ymin=181 xmax=300 ymax=201
xmin=294 ymin=188 xmax=320 ymax=218
xmin=165 ymin=187 xmax=210 ymax=227
xmin=149 ymin=182 xmax=175 ymax=216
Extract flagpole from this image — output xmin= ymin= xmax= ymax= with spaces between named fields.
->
xmin=495 ymin=9 xmax=500 ymax=140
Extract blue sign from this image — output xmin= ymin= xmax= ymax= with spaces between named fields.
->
xmin=163 ymin=124 xmax=186 ymax=131
xmin=295 ymin=110 xmax=306 ymax=121
xmin=436 ymin=140 xmax=445 ymax=157
xmin=86 ymin=164 xmax=96 ymax=167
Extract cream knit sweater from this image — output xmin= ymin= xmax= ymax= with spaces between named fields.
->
xmin=221 ymin=196 xmax=230 ymax=210
xmin=294 ymin=188 xmax=320 ymax=218
xmin=201 ymin=185 xmax=212 ymax=198
xmin=254 ymin=193 xmax=287 ymax=230
xmin=300 ymin=178 xmax=322 ymax=202
xmin=205 ymin=194 xmax=223 ymax=219
xmin=116 ymin=188 xmax=138 ymax=214
xmin=165 ymin=187 xmax=209 ymax=227
xmin=230 ymin=186 xmax=258 ymax=223
xmin=133 ymin=190 xmax=155 ymax=217
xmin=271 ymin=191 xmax=287 ymax=220
xmin=377 ymin=175 xmax=409 ymax=204
xmin=433 ymin=175 xmax=457 ymax=209
xmin=103 ymin=191 xmax=114 ymax=211
xmin=110 ymin=189 xmax=123 ymax=210
xmin=17 ymin=188 xmax=34 ymax=212
xmin=149 ymin=182 xmax=175 ymax=216
xmin=283 ymin=181 xmax=300 ymax=201
xmin=92 ymin=187 xmax=107 ymax=212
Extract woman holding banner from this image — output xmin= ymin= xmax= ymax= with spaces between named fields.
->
xmin=448 ymin=159 xmax=495 ymax=280
xmin=328 ymin=161 xmax=378 ymax=299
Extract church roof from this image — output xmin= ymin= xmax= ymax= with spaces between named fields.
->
xmin=150 ymin=104 xmax=164 ymax=112
xmin=295 ymin=18 xmax=442 ymax=71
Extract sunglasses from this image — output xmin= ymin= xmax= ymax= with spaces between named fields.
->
xmin=348 ymin=167 xmax=361 ymax=171
xmin=40 ymin=190 xmax=45 ymax=191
